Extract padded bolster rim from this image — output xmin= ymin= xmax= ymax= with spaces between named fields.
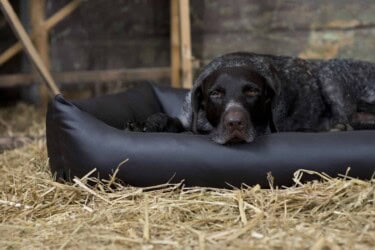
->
xmin=46 ymin=86 xmax=375 ymax=188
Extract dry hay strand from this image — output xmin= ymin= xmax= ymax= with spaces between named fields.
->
xmin=0 ymin=105 xmax=374 ymax=249
xmin=0 ymin=103 xmax=45 ymax=152
xmin=0 ymin=141 xmax=374 ymax=249
xmin=0 ymin=103 xmax=44 ymax=137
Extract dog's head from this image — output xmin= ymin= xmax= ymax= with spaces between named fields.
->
xmin=191 ymin=66 xmax=280 ymax=144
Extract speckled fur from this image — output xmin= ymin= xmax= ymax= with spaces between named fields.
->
xmin=179 ymin=52 xmax=375 ymax=133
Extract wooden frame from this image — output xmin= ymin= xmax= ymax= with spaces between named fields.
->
xmin=0 ymin=0 xmax=60 ymax=96
xmin=0 ymin=0 xmax=82 ymax=66
xmin=0 ymin=67 xmax=170 ymax=87
xmin=170 ymin=0 xmax=193 ymax=89
xmin=30 ymin=0 xmax=50 ymax=102
xmin=178 ymin=0 xmax=193 ymax=89
xmin=0 ymin=0 xmax=193 ymax=97
xmin=170 ymin=0 xmax=181 ymax=88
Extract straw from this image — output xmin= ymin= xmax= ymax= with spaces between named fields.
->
xmin=0 ymin=104 xmax=374 ymax=249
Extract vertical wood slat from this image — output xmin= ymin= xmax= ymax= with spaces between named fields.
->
xmin=178 ymin=0 xmax=192 ymax=89
xmin=170 ymin=0 xmax=181 ymax=88
xmin=30 ymin=0 xmax=50 ymax=103
xmin=30 ymin=0 xmax=49 ymax=68
xmin=0 ymin=0 xmax=60 ymax=96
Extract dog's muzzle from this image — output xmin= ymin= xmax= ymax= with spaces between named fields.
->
xmin=212 ymin=102 xmax=254 ymax=144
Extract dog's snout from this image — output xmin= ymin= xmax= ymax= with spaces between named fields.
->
xmin=224 ymin=111 xmax=246 ymax=131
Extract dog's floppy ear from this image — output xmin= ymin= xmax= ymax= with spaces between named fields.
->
xmin=264 ymin=66 xmax=281 ymax=132
xmin=190 ymin=84 xmax=203 ymax=133
xmin=264 ymin=65 xmax=281 ymax=97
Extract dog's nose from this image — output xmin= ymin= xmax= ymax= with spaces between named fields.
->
xmin=224 ymin=111 xmax=246 ymax=131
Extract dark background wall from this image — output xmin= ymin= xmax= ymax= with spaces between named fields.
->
xmin=0 ymin=0 xmax=374 ymax=82
xmin=0 ymin=1 xmax=22 ymax=74
xmin=47 ymin=0 xmax=171 ymax=71
xmin=44 ymin=0 xmax=375 ymax=73
xmin=192 ymin=0 xmax=375 ymax=63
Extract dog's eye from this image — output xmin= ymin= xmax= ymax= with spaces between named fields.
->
xmin=244 ymin=89 xmax=259 ymax=97
xmin=210 ymin=90 xmax=224 ymax=98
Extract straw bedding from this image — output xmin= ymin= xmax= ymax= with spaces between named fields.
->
xmin=0 ymin=104 xmax=374 ymax=249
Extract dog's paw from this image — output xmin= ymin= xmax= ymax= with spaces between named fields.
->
xmin=124 ymin=121 xmax=145 ymax=132
xmin=144 ymin=113 xmax=185 ymax=132
xmin=329 ymin=123 xmax=353 ymax=132
xmin=125 ymin=113 xmax=184 ymax=133
xmin=143 ymin=113 xmax=169 ymax=132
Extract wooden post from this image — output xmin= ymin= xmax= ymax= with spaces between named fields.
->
xmin=30 ymin=0 xmax=49 ymax=68
xmin=30 ymin=0 xmax=50 ymax=104
xmin=0 ymin=0 xmax=60 ymax=96
xmin=0 ymin=0 xmax=82 ymax=66
xmin=178 ymin=0 xmax=192 ymax=89
xmin=170 ymin=0 xmax=181 ymax=88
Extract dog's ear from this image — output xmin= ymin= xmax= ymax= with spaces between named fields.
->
xmin=264 ymin=66 xmax=281 ymax=132
xmin=190 ymin=85 xmax=203 ymax=133
xmin=264 ymin=65 xmax=281 ymax=97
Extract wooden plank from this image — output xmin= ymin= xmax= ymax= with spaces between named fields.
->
xmin=30 ymin=0 xmax=50 ymax=104
xmin=44 ymin=0 xmax=81 ymax=30
xmin=30 ymin=0 xmax=49 ymax=68
xmin=0 ymin=67 xmax=171 ymax=87
xmin=170 ymin=0 xmax=181 ymax=88
xmin=0 ymin=73 xmax=33 ymax=87
xmin=55 ymin=67 xmax=171 ymax=83
xmin=178 ymin=0 xmax=192 ymax=89
xmin=0 ymin=42 xmax=23 ymax=66
xmin=0 ymin=0 xmax=81 ymax=66
xmin=0 ymin=0 xmax=60 ymax=96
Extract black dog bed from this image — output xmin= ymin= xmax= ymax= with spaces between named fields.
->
xmin=47 ymin=82 xmax=375 ymax=188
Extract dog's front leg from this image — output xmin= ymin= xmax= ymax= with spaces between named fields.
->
xmin=350 ymin=112 xmax=375 ymax=130
xmin=319 ymin=74 xmax=354 ymax=131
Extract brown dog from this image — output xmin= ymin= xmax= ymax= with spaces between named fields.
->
xmin=185 ymin=66 xmax=278 ymax=144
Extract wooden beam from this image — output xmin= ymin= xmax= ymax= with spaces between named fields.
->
xmin=53 ymin=67 xmax=171 ymax=84
xmin=44 ymin=0 xmax=81 ymax=30
xmin=0 ymin=41 xmax=22 ymax=66
xmin=170 ymin=0 xmax=181 ymax=88
xmin=178 ymin=0 xmax=193 ymax=89
xmin=0 ymin=73 xmax=33 ymax=87
xmin=30 ymin=0 xmax=50 ymax=104
xmin=0 ymin=0 xmax=60 ymax=96
xmin=0 ymin=0 xmax=81 ymax=66
xmin=0 ymin=67 xmax=171 ymax=87
xmin=30 ymin=0 xmax=49 ymax=68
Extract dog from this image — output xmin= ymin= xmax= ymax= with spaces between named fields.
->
xmin=179 ymin=65 xmax=278 ymax=144
xmin=127 ymin=52 xmax=375 ymax=144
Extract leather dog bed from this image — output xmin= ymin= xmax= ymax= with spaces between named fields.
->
xmin=46 ymin=82 xmax=375 ymax=188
